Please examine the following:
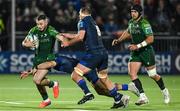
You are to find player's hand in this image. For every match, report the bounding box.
[24,40,35,48]
[20,71,31,79]
[61,41,70,48]
[128,44,138,51]
[61,33,69,38]
[112,39,120,46]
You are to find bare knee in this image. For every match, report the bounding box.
[33,77,41,85]
[129,73,138,80]
[71,67,84,82]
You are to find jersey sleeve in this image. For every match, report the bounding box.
[142,21,153,36]
[78,20,86,31]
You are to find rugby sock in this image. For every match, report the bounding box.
[77,79,91,95]
[155,78,165,90]
[36,85,48,100]
[132,78,144,93]
[122,84,128,91]
[109,87,123,102]
[48,81,54,88]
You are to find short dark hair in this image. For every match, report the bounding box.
[37,14,48,21]
[80,7,91,14]
[131,4,143,13]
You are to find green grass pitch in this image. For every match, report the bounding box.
[0,74,179,111]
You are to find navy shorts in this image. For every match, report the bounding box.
[79,52,108,71]
[54,56,79,73]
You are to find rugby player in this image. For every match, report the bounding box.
[61,7,130,109]
[112,4,170,105]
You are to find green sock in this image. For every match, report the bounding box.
[42,93,48,100]
[49,81,54,88]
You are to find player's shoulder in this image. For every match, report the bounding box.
[47,25,59,36]
[140,18,151,27]
[48,25,55,29]
[128,19,134,24]
[48,25,58,32]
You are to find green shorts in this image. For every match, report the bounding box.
[33,54,56,68]
[129,47,155,67]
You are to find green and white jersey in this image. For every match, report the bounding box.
[27,25,59,67]
[128,18,153,44]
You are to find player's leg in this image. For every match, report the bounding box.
[36,84,51,108]
[142,48,170,104]
[33,69,59,99]
[84,69,139,97]
[37,61,57,69]
[71,63,94,104]
[146,65,170,104]
[128,62,149,105]
[97,69,130,109]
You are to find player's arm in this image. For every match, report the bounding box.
[61,30,85,47]
[112,29,131,46]
[128,35,154,51]
[61,33,78,39]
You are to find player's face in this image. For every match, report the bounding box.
[131,10,139,20]
[36,19,48,31]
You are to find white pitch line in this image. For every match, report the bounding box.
[4,101,24,105]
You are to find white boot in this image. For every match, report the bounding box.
[135,93,149,105]
[162,88,170,104]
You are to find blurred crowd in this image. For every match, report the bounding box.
[14,0,180,35]
[0,0,180,51]
[1,0,180,34]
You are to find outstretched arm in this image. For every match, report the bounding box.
[112,29,131,46]
[61,33,78,39]
[61,30,85,47]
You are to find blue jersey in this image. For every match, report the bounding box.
[78,16,106,53]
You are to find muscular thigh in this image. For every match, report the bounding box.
[128,62,142,75]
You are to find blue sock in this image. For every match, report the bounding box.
[109,87,123,102]
[122,84,128,91]
[77,79,91,95]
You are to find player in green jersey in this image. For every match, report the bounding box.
[112,4,170,105]
[22,15,64,108]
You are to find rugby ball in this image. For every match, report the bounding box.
[26,34,39,50]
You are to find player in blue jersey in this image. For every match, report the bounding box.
[61,7,130,109]
[21,55,139,98]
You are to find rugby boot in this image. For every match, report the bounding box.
[77,93,94,105]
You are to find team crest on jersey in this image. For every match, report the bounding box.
[145,27,152,34]
[129,23,141,34]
